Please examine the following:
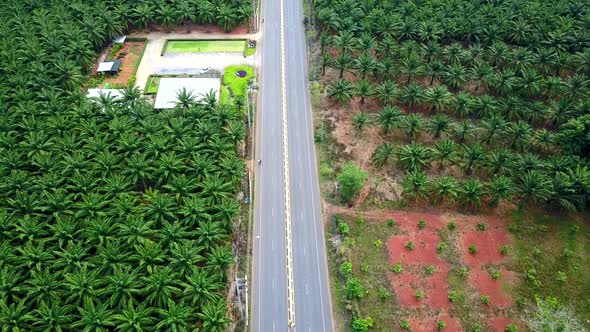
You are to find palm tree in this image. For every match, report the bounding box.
[176,0,197,33]
[354,79,373,104]
[354,53,377,80]
[378,106,402,135]
[334,53,354,78]
[400,83,425,109]
[156,5,177,33]
[485,149,515,176]
[506,120,532,151]
[197,300,231,332]
[372,143,396,168]
[400,114,424,139]
[155,300,193,331]
[517,171,552,207]
[102,268,143,310]
[396,142,432,172]
[351,113,371,133]
[327,79,354,105]
[400,54,423,83]
[443,63,468,90]
[461,143,485,175]
[401,171,431,201]
[458,179,484,209]
[142,266,181,308]
[175,88,196,110]
[182,269,223,307]
[320,53,331,76]
[433,139,458,170]
[469,61,492,91]
[431,176,458,204]
[374,80,399,105]
[216,5,237,33]
[424,60,444,85]
[72,302,115,331]
[452,92,475,117]
[424,85,453,112]
[451,120,477,144]
[479,114,508,145]
[427,114,451,138]
[332,30,356,54]
[113,301,155,332]
[32,301,73,332]
[485,176,514,207]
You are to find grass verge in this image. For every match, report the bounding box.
[224,65,254,97]
[509,211,590,319]
[164,39,246,54]
[328,213,399,330]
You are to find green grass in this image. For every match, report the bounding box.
[328,214,400,330]
[509,211,590,318]
[219,85,230,105]
[223,65,254,99]
[165,40,246,54]
[145,76,160,94]
[246,47,256,56]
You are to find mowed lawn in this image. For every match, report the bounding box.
[165,40,245,53]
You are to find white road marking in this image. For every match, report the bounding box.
[279,0,296,327]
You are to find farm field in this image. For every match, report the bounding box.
[310,0,590,330]
[0,0,252,330]
[165,40,246,54]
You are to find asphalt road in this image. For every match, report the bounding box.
[251,0,334,329]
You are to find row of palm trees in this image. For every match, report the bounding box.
[353,107,557,153]
[0,0,249,330]
[0,92,244,331]
[315,0,589,52]
[376,140,589,211]
[328,79,589,130]
[314,0,590,212]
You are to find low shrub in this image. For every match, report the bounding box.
[480,295,490,305]
[469,244,478,254]
[400,319,411,330]
[448,221,456,231]
[425,265,435,275]
[340,261,352,278]
[490,270,501,280]
[338,222,350,236]
[374,239,383,248]
[437,321,446,330]
[476,223,487,231]
[418,219,426,229]
[392,263,403,274]
[437,242,448,252]
[405,241,415,250]
[387,218,396,227]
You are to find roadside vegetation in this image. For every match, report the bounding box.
[0,0,251,330]
[311,0,590,330]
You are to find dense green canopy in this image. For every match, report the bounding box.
[315,0,590,211]
[0,0,250,330]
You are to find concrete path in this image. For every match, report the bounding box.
[131,31,257,91]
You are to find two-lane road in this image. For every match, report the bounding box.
[251,0,334,329]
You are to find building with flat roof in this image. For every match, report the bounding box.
[97,59,122,75]
[154,77,220,109]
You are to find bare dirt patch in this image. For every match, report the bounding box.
[387,232,444,266]
[489,316,513,332]
[101,41,146,87]
[462,230,511,266]
[409,314,462,332]
[469,268,515,308]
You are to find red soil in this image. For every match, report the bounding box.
[100,41,146,87]
[387,232,445,266]
[390,211,445,232]
[408,314,462,332]
[489,316,513,332]
[462,230,510,266]
[389,267,451,310]
[469,269,515,308]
